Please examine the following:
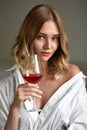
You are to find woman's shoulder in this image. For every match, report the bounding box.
[0,65,18,84]
[68,64,81,77]
[0,70,13,85]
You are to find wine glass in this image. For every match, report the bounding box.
[21,54,42,112]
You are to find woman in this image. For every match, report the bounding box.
[0,4,87,130]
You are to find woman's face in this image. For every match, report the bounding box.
[33,20,59,62]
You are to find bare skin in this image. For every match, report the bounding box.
[35,64,80,109]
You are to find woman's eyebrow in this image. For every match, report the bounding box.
[38,32,60,37]
[38,33,47,36]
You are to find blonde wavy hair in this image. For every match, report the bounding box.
[12,4,69,76]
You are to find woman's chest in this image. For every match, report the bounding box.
[35,78,62,109]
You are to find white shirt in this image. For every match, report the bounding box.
[0,65,87,130]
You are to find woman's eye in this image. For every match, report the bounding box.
[37,35,45,40]
[52,36,59,41]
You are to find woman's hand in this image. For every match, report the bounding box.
[11,83,43,111]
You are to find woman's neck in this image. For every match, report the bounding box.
[41,62,49,76]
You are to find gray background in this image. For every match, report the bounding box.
[0,0,87,77]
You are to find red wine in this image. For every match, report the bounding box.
[23,73,42,83]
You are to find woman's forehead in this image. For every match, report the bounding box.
[39,20,59,35]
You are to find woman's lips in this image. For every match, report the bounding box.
[41,52,50,56]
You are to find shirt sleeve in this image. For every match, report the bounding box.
[0,87,8,129]
[0,76,11,130]
[0,72,32,130]
[68,86,87,130]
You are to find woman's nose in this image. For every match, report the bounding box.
[43,38,51,49]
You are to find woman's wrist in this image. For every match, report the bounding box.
[4,104,20,130]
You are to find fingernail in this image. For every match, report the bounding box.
[28,83,30,86]
[39,95,42,98]
[36,85,39,88]
[40,91,43,94]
